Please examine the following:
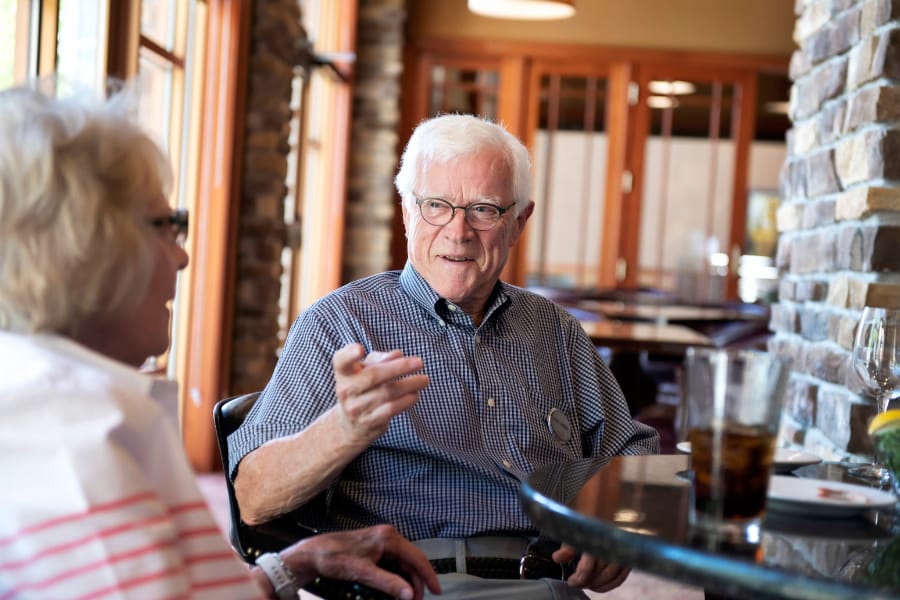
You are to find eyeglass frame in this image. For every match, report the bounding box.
[147,209,189,247]
[413,195,515,231]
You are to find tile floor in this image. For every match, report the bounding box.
[196,472,703,599]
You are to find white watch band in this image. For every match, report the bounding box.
[256,552,300,600]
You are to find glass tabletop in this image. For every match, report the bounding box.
[520,455,900,599]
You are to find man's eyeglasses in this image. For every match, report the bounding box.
[147,209,189,247]
[414,196,513,231]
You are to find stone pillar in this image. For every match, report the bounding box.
[342,0,406,281]
[230,0,309,395]
[774,0,900,462]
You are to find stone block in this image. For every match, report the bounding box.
[776,234,793,269]
[865,281,900,308]
[845,85,900,133]
[806,149,842,197]
[847,33,880,90]
[792,117,818,154]
[794,0,831,43]
[842,85,878,133]
[789,49,813,80]
[848,28,900,90]
[780,158,807,201]
[834,129,873,186]
[799,304,833,341]
[861,0,900,33]
[869,225,900,270]
[849,277,874,309]
[817,100,845,145]
[783,375,818,428]
[826,275,850,307]
[837,223,867,270]
[779,278,798,301]
[805,341,850,385]
[777,202,804,232]
[836,311,859,349]
[801,198,836,228]
[816,387,870,452]
[830,6,862,56]
[770,302,800,334]
[835,185,900,220]
[796,278,829,301]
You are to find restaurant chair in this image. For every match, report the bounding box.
[213,392,394,600]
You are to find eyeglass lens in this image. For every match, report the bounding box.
[417,197,504,230]
[149,209,189,246]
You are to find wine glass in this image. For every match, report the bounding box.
[848,307,900,482]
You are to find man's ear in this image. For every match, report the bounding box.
[510,200,535,244]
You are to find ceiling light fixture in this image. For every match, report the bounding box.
[468,0,576,20]
[648,80,696,96]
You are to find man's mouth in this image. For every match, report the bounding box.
[441,255,472,262]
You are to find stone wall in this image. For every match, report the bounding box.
[343,0,406,281]
[230,0,308,395]
[229,0,406,393]
[774,0,900,462]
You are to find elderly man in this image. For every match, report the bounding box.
[230,114,659,598]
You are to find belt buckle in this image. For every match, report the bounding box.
[518,540,569,580]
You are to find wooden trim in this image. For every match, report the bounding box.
[408,37,789,73]
[727,72,758,300]
[139,34,186,68]
[321,0,358,295]
[37,0,58,77]
[497,55,529,286]
[106,0,140,79]
[181,0,251,472]
[600,63,634,288]
[13,0,31,82]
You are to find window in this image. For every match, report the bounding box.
[277,0,356,344]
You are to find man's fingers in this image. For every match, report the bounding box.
[590,566,630,592]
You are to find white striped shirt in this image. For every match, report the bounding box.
[0,333,262,599]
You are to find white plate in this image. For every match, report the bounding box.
[766,475,897,518]
[675,442,823,473]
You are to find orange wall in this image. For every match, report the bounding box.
[406,0,795,56]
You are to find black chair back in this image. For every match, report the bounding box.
[213,392,317,563]
[213,393,396,599]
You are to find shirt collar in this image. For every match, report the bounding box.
[398,262,511,325]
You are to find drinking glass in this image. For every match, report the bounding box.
[682,347,791,541]
[848,307,900,483]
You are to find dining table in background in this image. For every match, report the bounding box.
[577,300,764,325]
[578,319,713,355]
[520,454,900,600]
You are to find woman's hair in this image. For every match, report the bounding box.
[0,83,172,335]
[394,113,531,214]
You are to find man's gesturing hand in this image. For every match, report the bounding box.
[332,343,429,444]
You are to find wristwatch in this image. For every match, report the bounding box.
[256,552,300,600]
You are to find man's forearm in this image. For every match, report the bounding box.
[234,407,370,524]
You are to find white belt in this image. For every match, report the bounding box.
[414,537,530,574]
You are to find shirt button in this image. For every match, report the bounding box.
[502,460,512,469]
[474,335,481,343]
[439,320,446,327]
[448,304,457,312]
[487,398,495,407]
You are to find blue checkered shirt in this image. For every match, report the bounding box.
[229,263,659,540]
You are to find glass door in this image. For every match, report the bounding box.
[624,68,760,302]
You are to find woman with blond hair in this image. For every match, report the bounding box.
[0,83,439,600]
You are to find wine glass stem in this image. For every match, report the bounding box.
[876,392,892,415]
